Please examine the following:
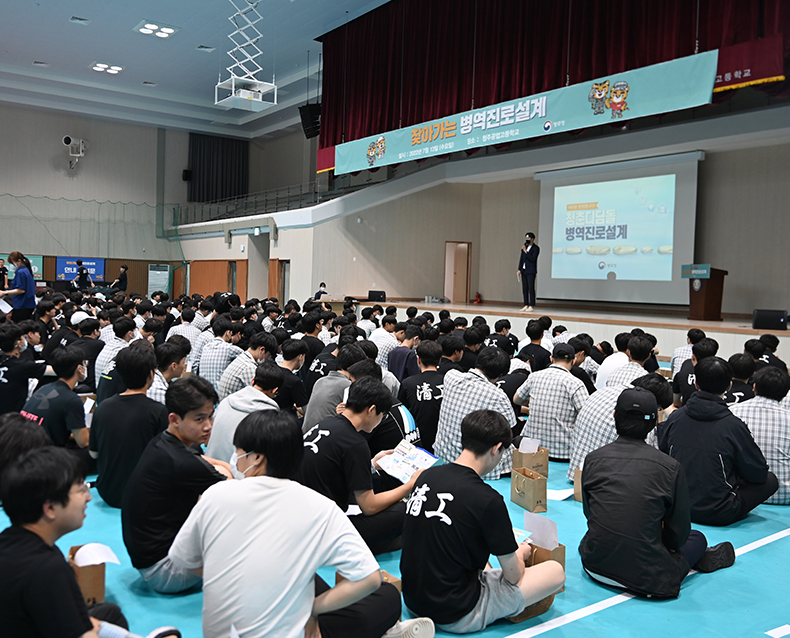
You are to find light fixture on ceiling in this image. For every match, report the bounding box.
[90,62,123,74]
[142,81,158,87]
[196,45,216,53]
[134,20,180,38]
[69,16,91,26]
[32,61,50,68]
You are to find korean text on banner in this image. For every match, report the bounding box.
[335,50,718,175]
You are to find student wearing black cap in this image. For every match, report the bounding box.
[579,387,735,598]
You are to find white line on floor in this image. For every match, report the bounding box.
[506,526,790,638]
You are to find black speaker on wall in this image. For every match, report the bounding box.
[298,103,321,139]
[752,309,787,331]
[368,290,386,302]
[182,169,192,182]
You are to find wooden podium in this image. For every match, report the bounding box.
[688,268,728,321]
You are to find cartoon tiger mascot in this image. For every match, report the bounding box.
[605,81,629,119]
[588,80,610,115]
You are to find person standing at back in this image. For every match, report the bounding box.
[517,233,540,312]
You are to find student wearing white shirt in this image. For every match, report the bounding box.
[169,410,434,638]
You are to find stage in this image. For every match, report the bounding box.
[355,301,789,363]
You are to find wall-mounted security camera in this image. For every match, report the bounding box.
[62,136,88,157]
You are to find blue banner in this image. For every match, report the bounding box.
[56,257,105,282]
[335,51,718,175]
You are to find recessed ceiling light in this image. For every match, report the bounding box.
[69,16,92,25]
[90,61,123,74]
[32,60,50,67]
[196,45,216,53]
[134,20,181,38]
[142,81,158,86]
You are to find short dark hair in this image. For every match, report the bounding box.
[386,305,397,316]
[626,336,653,362]
[438,309,450,321]
[526,320,543,341]
[599,341,614,357]
[78,318,100,336]
[212,316,232,337]
[165,376,218,417]
[155,341,185,372]
[347,358,382,381]
[454,316,468,328]
[50,345,85,379]
[233,411,304,479]
[181,308,196,323]
[460,410,513,456]
[416,340,442,367]
[614,332,631,352]
[404,325,422,341]
[166,334,192,359]
[688,328,706,344]
[282,338,308,361]
[693,337,719,361]
[137,300,154,315]
[406,306,418,318]
[36,301,55,318]
[0,323,23,353]
[0,413,52,491]
[337,343,367,371]
[300,312,322,334]
[475,346,510,380]
[358,340,378,360]
[437,318,454,334]
[463,327,484,347]
[113,316,136,338]
[253,361,285,390]
[116,343,157,389]
[345,377,392,414]
[728,353,756,381]
[744,338,766,360]
[249,332,278,358]
[142,318,163,335]
[552,325,567,337]
[759,334,780,353]
[753,366,790,401]
[394,321,409,334]
[441,336,465,357]
[494,319,511,333]
[1,447,85,526]
[694,356,732,395]
[631,373,673,410]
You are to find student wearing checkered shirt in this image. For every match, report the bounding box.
[434,347,515,481]
[730,366,790,505]
[567,373,673,480]
[670,328,706,377]
[147,341,188,405]
[198,317,244,391]
[605,336,652,388]
[217,332,277,402]
[514,343,588,461]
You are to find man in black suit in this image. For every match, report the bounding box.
[517,232,540,312]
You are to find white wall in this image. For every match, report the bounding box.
[271,227,315,302]
[247,234,270,299]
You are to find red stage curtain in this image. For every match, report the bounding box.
[319,0,790,149]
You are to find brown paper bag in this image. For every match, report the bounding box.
[510,467,547,513]
[573,467,582,502]
[528,543,566,593]
[68,546,105,605]
[512,446,549,478]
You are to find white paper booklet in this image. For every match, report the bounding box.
[377,439,439,483]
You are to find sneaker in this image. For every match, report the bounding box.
[525,306,534,312]
[145,628,182,638]
[693,542,735,573]
[384,617,435,638]
[507,593,555,623]
[520,305,531,312]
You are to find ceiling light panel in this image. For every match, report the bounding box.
[134,20,181,38]
[90,62,124,74]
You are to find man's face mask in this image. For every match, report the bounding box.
[229,450,253,480]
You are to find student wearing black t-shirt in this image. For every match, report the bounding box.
[298,312,326,381]
[673,338,718,407]
[400,410,565,631]
[41,309,80,363]
[122,376,230,593]
[110,264,128,291]
[0,447,180,638]
[519,320,551,372]
[0,258,7,290]
[569,336,597,395]
[387,325,422,382]
[398,341,445,453]
[275,338,310,415]
[90,345,169,507]
[72,260,94,290]
[22,346,90,464]
[0,323,48,416]
[495,368,530,430]
[724,353,757,405]
[297,377,419,554]
[73,317,105,393]
[458,327,484,372]
[437,336,465,375]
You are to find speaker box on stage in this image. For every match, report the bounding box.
[298,103,321,139]
[368,290,386,302]
[752,309,787,331]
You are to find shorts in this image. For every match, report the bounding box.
[139,555,202,594]
[436,569,525,634]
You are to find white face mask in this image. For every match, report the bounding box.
[7,264,16,277]
[229,450,253,480]
[19,337,27,353]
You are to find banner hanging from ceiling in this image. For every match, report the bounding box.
[334,50,719,176]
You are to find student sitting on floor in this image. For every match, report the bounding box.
[122,376,231,594]
[0,447,180,638]
[296,377,419,554]
[169,409,434,638]
[401,410,565,633]
[580,387,735,599]
[659,356,779,526]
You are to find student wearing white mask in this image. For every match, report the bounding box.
[170,410,434,638]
